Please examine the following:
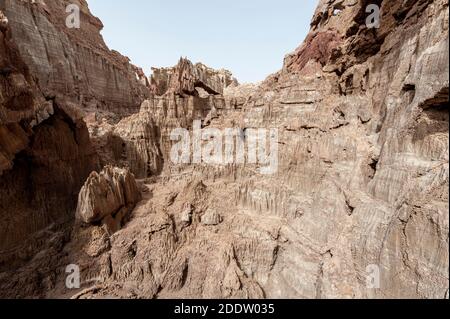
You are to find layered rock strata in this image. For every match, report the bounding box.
[0,0,448,299]
[150,57,238,96]
[76,166,141,234]
[72,0,448,299]
[0,0,150,119]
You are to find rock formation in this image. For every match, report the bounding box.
[76,166,141,233]
[0,0,448,299]
[0,0,150,119]
[88,111,163,179]
[88,57,239,178]
[1,5,97,273]
[150,57,238,96]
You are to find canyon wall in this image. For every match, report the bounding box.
[0,0,150,276]
[89,58,239,179]
[0,0,448,299]
[0,8,98,272]
[69,0,447,299]
[0,0,150,118]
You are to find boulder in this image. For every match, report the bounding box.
[76,166,141,225]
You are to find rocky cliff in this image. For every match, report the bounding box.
[0,0,154,270]
[0,0,150,119]
[88,58,239,179]
[150,58,238,96]
[0,6,98,275]
[0,0,448,299]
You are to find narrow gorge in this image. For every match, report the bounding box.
[0,0,448,299]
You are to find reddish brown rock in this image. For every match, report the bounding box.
[0,0,448,300]
[1,0,150,118]
[76,166,141,227]
[150,57,238,96]
[285,30,342,73]
[0,2,97,277]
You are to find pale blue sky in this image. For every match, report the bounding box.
[88,0,318,83]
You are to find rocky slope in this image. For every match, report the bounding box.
[0,0,448,299]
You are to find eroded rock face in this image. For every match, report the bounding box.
[150,57,238,96]
[88,58,239,179]
[68,0,447,299]
[0,0,448,300]
[0,0,150,119]
[0,10,98,273]
[285,29,342,73]
[88,111,164,179]
[113,113,164,178]
[76,166,141,229]
[0,0,149,278]
[1,7,46,175]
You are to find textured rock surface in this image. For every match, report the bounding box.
[0,0,448,299]
[0,0,151,271]
[88,111,163,179]
[0,0,150,119]
[70,0,447,299]
[76,166,141,224]
[76,166,141,232]
[88,58,238,179]
[150,58,238,96]
[0,7,97,272]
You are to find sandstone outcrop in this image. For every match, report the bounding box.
[76,166,141,232]
[1,7,98,272]
[70,0,447,299]
[0,0,150,119]
[0,0,448,300]
[150,57,238,96]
